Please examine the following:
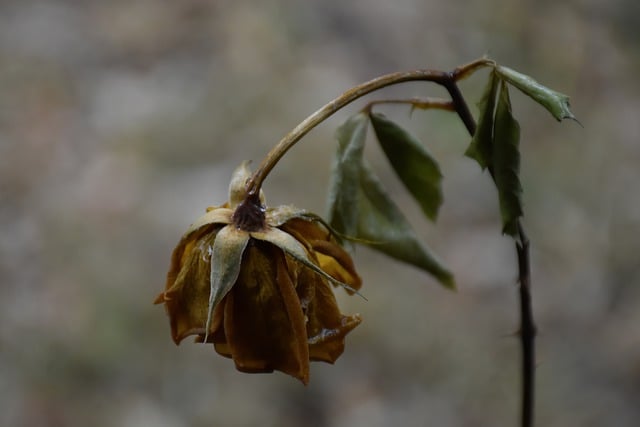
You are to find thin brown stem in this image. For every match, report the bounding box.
[364,97,455,112]
[516,221,536,427]
[245,58,493,196]
[452,56,496,81]
[442,78,477,135]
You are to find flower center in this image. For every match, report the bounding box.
[232,193,266,232]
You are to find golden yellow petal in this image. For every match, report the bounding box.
[312,240,362,292]
[280,216,362,292]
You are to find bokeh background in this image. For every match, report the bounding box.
[1,0,639,426]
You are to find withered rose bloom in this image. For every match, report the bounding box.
[155,162,362,384]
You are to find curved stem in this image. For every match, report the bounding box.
[364,97,454,112]
[245,57,493,196]
[245,69,445,196]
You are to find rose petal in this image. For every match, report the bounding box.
[252,227,358,294]
[222,241,310,384]
[160,230,219,343]
[296,267,362,363]
[310,240,362,292]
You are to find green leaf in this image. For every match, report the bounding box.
[495,65,576,122]
[465,70,500,169]
[326,113,453,288]
[205,226,250,341]
[370,112,443,221]
[356,161,455,289]
[326,113,369,245]
[493,82,523,236]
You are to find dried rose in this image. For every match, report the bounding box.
[155,162,362,384]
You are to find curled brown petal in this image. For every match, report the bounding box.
[296,266,362,363]
[158,230,220,343]
[220,241,311,384]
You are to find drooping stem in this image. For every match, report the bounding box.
[245,69,447,196]
[245,57,494,196]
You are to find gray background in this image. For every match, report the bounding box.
[1,0,639,426]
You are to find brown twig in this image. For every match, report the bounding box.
[516,221,536,427]
[363,97,455,112]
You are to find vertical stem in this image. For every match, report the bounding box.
[442,77,477,135]
[516,222,536,427]
[447,79,536,427]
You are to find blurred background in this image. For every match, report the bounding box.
[1,0,639,426]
